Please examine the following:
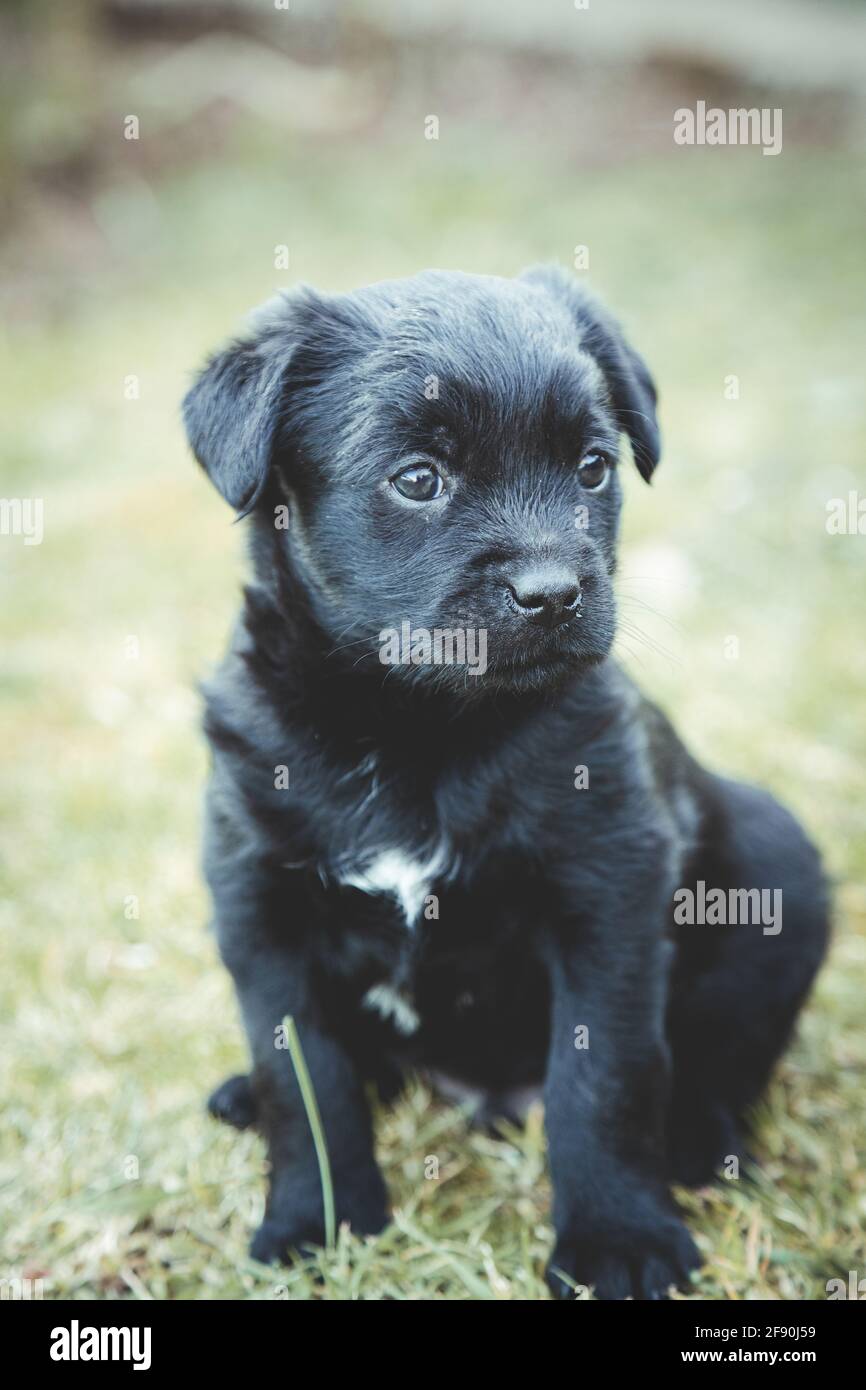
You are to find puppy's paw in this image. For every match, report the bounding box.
[250,1215,324,1266]
[250,1183,389,1265]
[207,1073,257,1130]
[547,1218,701,1301]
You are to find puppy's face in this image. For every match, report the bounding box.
[185,268,660,697]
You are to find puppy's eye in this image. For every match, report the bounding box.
[577,452,610,491]
[391,463,445,502]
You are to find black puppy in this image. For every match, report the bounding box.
[184,267,828,1299]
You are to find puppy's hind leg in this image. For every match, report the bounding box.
[208,1073,258,1130]
[667,778,830,1187]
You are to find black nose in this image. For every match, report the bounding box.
[505,566,581,628]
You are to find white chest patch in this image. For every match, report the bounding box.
[336,843,450,1039]
[337,846,446,929]
[362,982,420,1035]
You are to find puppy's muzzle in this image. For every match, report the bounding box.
[504,564,581,629]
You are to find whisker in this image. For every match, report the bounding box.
[616,591,684,636]
[616,616,681,668]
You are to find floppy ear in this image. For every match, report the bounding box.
[182,299,298,513]
[520,265,660,482]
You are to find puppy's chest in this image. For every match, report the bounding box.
[327,843,447,1037]
[336,845,446,931]
[323,751,458,929]
[315,751,540,1035]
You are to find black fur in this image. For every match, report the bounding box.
[184,267,829,1299]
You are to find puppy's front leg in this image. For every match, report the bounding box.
[543,909,700,1300]
[212,868,388,1264]
[237,961,389,1265]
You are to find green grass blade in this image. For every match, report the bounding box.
[282,1015,336,1251]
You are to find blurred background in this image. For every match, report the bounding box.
[1,0,864,1299]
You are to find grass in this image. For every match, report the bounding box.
[282,1016,336,1253]
[1,122,865,1299]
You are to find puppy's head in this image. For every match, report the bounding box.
[184,267,659,697]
